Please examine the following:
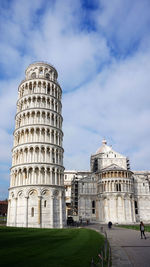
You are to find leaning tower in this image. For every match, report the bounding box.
[7,62,66,228]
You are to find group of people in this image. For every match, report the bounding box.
[107,220,147,239]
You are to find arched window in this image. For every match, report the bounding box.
[46,73,50,79]
[134,201,138,214]
[93,158,98,172]
[31,207,34,217]
[47,83,50,94]
[31,72,36,79]
[24,170,27,179]
[116,183,121,192]
[39,68,43,74]
[92,200,95,214]
[92,200,95,208]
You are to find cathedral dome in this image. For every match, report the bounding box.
[96,139,112,154]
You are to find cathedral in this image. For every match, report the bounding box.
[7,61,150,228]
[65,139,150,224]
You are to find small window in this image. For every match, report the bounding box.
[92,200,95,214]
[31,207,34,217]
[93,158,98,172]
[143,183,145,186]
[92,200,95,208]
[134,201,138,214]
[92,209,95,214]
[31,72,36,78]
[116,183,121,192]
[46,73,50,79]
[65,175,67,180]
[44,200,46,207]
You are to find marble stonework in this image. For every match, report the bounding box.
[65,140,150,224]
[7,62,66,228]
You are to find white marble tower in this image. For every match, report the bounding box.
[7,62,66,228]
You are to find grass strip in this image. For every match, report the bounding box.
[118,225,150,232]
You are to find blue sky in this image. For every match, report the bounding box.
[0,0,150,199]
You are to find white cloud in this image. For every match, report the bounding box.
[63,48,150,170]
[95,0,150,52]
[0,128,13,162]
[0,0,150,198]
[27,1,110,90]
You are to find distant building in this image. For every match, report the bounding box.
[0,201,8,216]
[64,170,76,217]
[65,139,150,224]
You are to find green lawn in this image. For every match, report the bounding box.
[0,227,105,267]
[118,225,150,232]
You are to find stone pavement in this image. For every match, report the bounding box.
[87,224,150,267]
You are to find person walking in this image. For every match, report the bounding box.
[140,221,146,239]
[108,221,112,229]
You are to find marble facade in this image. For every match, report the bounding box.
[65,140,150,224]
[7,62,66,228]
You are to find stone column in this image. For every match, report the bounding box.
[59,195,63,228]
[55,170,57,185]
[102,198,105,222]
[38,196,42,227]
[45,148,47,163]
[122,196,126,222]
[14,197,18,226]
[46,96,48,108]
[54,131,56,144]
[49,167,52,184]
[25,196,28,227]
[131,198,136,222]
[18,172,20,186]
[50,148,52,163]
[112,181,115,192]
[124,182,126,192]
[45,168,47,184]
[96,199,99,220]
[116,197,118,222]
[51,196,54,228]
[129,197,132,221]
[107,198,110,220]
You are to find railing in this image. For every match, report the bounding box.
[91,230,111,267]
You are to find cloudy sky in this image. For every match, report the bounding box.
[0,0,150,199]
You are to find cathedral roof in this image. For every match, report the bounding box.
[100,164,126,172]
[79,176,96,183]
[96,139,112,154]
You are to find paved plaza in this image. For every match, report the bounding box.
[88,224,150,267]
